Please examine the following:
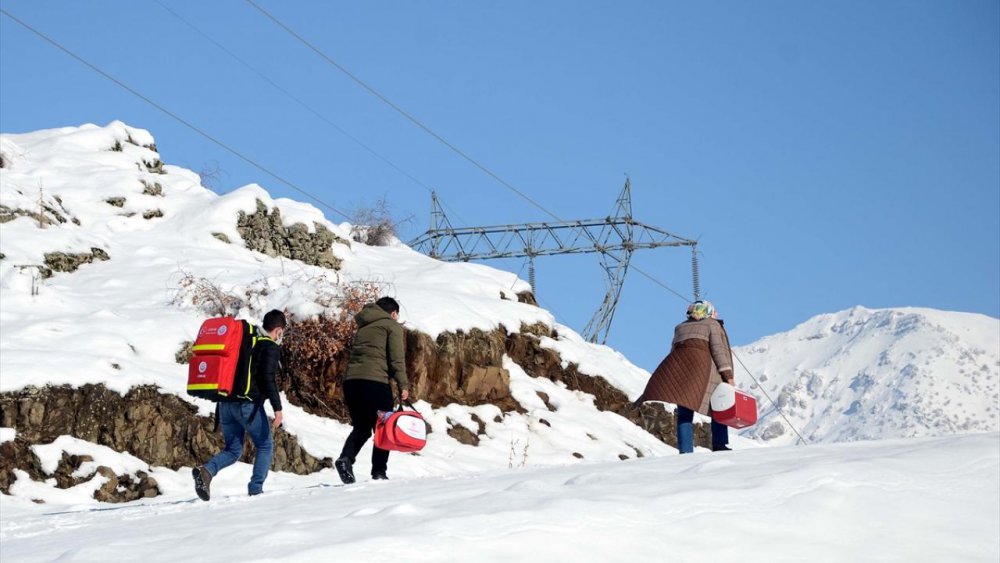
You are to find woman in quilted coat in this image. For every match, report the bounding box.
[634,300,734,453]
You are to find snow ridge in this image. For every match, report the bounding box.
[735,306,1000,445]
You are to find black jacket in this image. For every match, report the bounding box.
[247,336,282,412]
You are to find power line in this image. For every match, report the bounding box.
[244,2,696,304]
[152,0,440,200]
[244,0,560,222]
[733,351,809,445]
[0,7,351,221]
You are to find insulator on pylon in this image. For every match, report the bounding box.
[691,246,701,301]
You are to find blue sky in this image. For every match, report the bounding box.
[2,1,998,371]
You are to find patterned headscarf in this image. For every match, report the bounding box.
[687,300,717,320]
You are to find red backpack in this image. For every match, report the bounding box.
[374,403,428,453]
[187,317,258,401]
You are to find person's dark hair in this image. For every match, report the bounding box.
[375,297,400,315]
[262,309,287,331]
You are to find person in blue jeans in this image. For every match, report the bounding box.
[193,310,286,499]
[676,406,730,453]
[633,300,734,453]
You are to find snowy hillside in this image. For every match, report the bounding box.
[0,122,686,502]
[2,432,998,562]
[735,306,1000,445]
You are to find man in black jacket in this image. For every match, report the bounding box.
[193,310,286,500]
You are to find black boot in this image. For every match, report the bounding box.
[712,445,732,452]
[192,466,212,501]
[371,471,388,481]
[335,457,356,484]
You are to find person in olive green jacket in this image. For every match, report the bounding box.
[335,297,410,483]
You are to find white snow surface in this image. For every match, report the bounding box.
[734,306,1000,445]
[1,433,997,562]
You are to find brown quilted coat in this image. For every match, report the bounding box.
[637,318,734,415]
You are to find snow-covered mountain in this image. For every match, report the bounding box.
[735,306,1000,445]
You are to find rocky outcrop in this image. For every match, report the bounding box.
[0,436,46,493]
[0,384,331,493]
[504,330,713,450]
[236,199,346,270]
[280,318,708,450]
[0,436,160,503]
[281,326,521,422]
[41,247,109,278]
[0,194,79,227]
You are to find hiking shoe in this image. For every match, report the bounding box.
[371,472,388,481]
[335,457,355,484]
[712,445,732,452]
[192,466,212,501]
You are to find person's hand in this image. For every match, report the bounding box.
[400,388,410,402]
[721,370,735,385]
[272,410,283,429]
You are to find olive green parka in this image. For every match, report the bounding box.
[343,304,409,390]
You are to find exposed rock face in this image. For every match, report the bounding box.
[0,436,46,493]
[407,329,520,412]
[504,331,713,450]
[280,319,708,450]
[0,436,159,502]
[41,247,110,278]
[281,326,521,422]
[0,194,78,226]
[140,180,163,196]
[236,199,346,270]
[0,384,331,495]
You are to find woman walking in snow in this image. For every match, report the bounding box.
[634,300,734,453]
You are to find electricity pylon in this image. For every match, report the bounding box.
[409,179,699,344]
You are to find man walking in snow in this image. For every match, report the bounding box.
[634,300,734,453]
[335,297,410,483]
[193,310,286,500]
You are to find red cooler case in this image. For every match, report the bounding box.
[710,382,758,429]
[187,317,244,400]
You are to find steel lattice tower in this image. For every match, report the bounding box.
[409,179,700,344]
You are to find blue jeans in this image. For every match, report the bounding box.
[676,406,729,454]
[205,402,273,495]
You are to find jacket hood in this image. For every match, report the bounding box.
[355,303,393,327]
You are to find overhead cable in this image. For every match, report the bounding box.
[245,0,560,222]
[153,0,440,199]
[1,7,351,220]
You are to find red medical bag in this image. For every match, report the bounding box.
[374,404,429,453]
[186,317,252,400]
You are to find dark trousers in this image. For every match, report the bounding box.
[676,406,729,454]
[339,379,394,475]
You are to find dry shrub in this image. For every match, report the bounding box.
[350,196,406,247]
[282,280,383,369]
[280,280,385,417]
[170,271,247,317]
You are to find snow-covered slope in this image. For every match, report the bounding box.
[735,306,1000,445]
[2,432,997,562]
[0,122,681,494]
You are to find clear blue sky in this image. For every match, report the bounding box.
[2,1,998,372]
